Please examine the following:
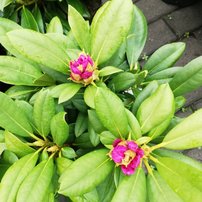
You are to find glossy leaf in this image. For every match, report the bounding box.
[99,66,123,77]
[0,0,12,12]
[61,147,77,159]
[170,56,202,96]
[137,84,175,134]
[2,150,18,164]
[50,112,69,146]
[0,56,43,86]
[144,43,185,74]
[84,85,97,108]
[7,29,69,73]
[33,90,55,137]
[5,131,35,158]
[91,0,133,64]
[126,5,147,67]
[163,109,202,150]
[88,123,100,147]
[99,131,116,148]
[32,5,44,33]
[59,149,113,196]
[68,5,90,52]
[95,87,129,137]
[47,16,63,34]
[0,153,38,202]
[56,157,73,175]
[112,168,146,202]
[16,158,54,202]
[0,92,33,137]
[75,112,88,137]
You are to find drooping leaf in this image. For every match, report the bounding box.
[32,5,44,33]
[59,149,114,196]
[0,92,33,137]
[47,16,63,34]
[0,152,38,202]
[91,0,133,64]
[95,87,129,138]
[137,84,175,134]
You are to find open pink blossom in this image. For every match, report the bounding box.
[109,139,144,175]
[69,53,98,85]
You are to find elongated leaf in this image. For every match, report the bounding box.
[16,158,54,202]
[170,56,202,96]
[88,123,100,147]
[157,157,202,202]
[75,112,88,137]
[137,84,175,134]
[112,168,146,202]
[33,73,55,86]
[33,90,55,137]
[99,66,123,77]
[95,87,129,137]
[32,5,44,33]
[21,7,39,31]
[91,0,133,64]
[5,131,35,157]
[0,56,43,86]
[99,131,116,148]
[0,92,33,137]
[0,0,12,11]
[56,157,73,175]
[47,17,63,34]
[7,29,69,73]
[0,153,38,202]
[126,5,147,67]
[59,149,113,196]
[68,6,90,52]
[84,85,97,108]
[147,171,183,202]
[163,109,202,150]
[143,43,185,74]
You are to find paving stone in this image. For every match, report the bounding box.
[164,1,202,37]
[136,0,177,23]
[183,148,202,162]
[192,98,202,110]
[184,87,202,107]
[142,19,177,56]
[176,108,193,118]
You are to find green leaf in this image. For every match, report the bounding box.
[0,92,33,137]
[33,90,55,137]
[74,132,94,149]
[75,112,88,137]
[7,29,69,73]
[5,131,35,158]
[131,81,159,115]
[99,66,123,77]
[56,157,73,175]
[84,85,97,108]
[32,5,44,33]
[68,5,90,52]
[147,171,183,202]
[0,0,12,12]
[21,6,39,32]
[157,157,202,202]
[0,153,38,202]
[0,56,43,86]
[163,109,202,150]
[33,73,55,86]
[88,123,100,147]
[50,112,69,146]
[16,158,54,202]
[0,130,4,143]
[58,83,82,104]
[61,147,77,159]
[91,0,134,64]
[174,96,186,111]
[143,43,185,74]
[137,84,175,134]
[95,87,129,137]
[1,150,18,164]
[111,168,146,202]
[59,149,113,196]
[47,16,63,34]
[99,131,116,148]
[169,56,202,96]
[126,5,147,67]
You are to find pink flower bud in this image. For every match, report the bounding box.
[69,53,98,85]
[109,139,144,175]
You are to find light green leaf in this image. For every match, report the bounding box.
[75,112,88,137]
[59,149,113,196]
[47,16,63,34]
[0,92,33,137]
[16,158,54,202]
[0,153,38,202]
[68,5,90,52]
[144,43,185,74]
[163,109,202,150]
[91,0,133,64]
[112,168,146,202]
[56,157,73,176]
[7,29,69,73]
[88,123,100,147]
[50,112,69,146]
[84,85,97,108]
[126,5,147,67]
[61,147,77,159]
[0,0,12,12]
[170,56,202,96]
[33,90,55,137]
[95,87,129,138]
[147,171,183,202]
[33,73,55,86]
[99,131,116,148]
[32,5,44,33]
[99,66,123,77]
[137,84,175,134]
[0,56,43,86]
[5,131,35,158]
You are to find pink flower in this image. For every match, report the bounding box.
[109,139,144,175]
[69,53,98,85]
